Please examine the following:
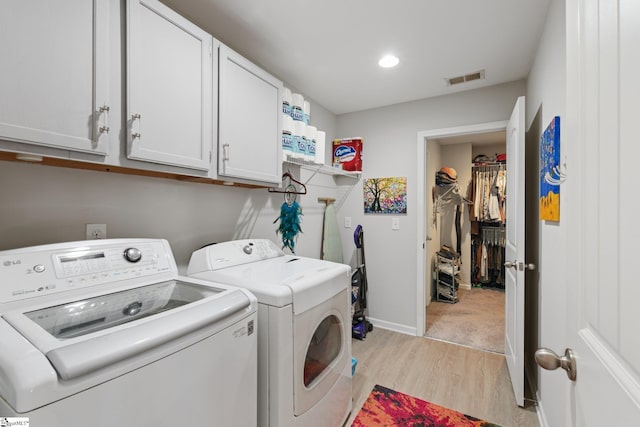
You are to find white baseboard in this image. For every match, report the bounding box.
[459,282,471,290]
[367,317,417,336]
[535,389,549,427]
[525,362,548,427]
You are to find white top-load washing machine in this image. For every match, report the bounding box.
[0,239,258,427]
[188,239,352,427]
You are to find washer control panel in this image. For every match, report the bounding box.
[0,239,176,304]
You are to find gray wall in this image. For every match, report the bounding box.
[0,161,247,270]
[524,0,567,425]
[335,80,526,332]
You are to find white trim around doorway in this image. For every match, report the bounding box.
[416,120,508,336]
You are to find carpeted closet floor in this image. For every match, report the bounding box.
[425,287,505,353]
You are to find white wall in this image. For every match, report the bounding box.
[335,80,526,332]
[524,0,566,425]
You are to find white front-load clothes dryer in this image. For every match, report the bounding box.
[188,239,352,427]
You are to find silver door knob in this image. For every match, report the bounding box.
[504,261,517,269]
[535,347,577,381]
[524,263,536,271]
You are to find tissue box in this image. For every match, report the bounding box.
[333,137,363,171]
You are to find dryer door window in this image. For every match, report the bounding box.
[293,288,349,417]
[304,314,342,386]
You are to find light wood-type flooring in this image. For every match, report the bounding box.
[347,328,539,427]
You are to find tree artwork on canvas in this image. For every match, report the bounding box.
[363,177,407,214]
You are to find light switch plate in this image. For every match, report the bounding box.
[344,217,352,228]
[392,217,400,230]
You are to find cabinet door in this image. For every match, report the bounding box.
[0,1,109,155]
[218,45,282,184]
[127,0,213,171]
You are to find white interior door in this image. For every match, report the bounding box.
[563,0,640,423]
[505,96,525,407]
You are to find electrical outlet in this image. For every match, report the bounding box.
[86,223,107,239]
[344,217,352,228]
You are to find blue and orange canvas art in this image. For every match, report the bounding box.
[540,116,561,221]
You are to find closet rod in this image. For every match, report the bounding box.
[472,163,505,172]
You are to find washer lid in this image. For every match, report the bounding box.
[2,279,252,381]
[190,256,350,312]
[21,280,217,340]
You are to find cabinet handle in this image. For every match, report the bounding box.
[98,105,110,136]
[223,143,230,161]
[130,114,141,140]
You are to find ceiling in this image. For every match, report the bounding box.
[161,0,551,115]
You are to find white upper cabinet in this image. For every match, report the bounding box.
[126,0,214,171]
[218,44,282,185]
[0,1,110,155]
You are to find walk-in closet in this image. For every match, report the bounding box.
[424,131,507,354]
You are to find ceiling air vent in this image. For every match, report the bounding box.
[446,69,485,86]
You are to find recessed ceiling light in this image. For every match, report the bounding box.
[378,54,399,68]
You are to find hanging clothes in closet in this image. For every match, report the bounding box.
[468,161,507,288]
[472,227,505,287]
[468,163,506,223]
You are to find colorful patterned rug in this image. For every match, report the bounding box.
[352,384,501,427]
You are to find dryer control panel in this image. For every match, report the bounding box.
[0,239,176,304]
[188,239,284,274]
